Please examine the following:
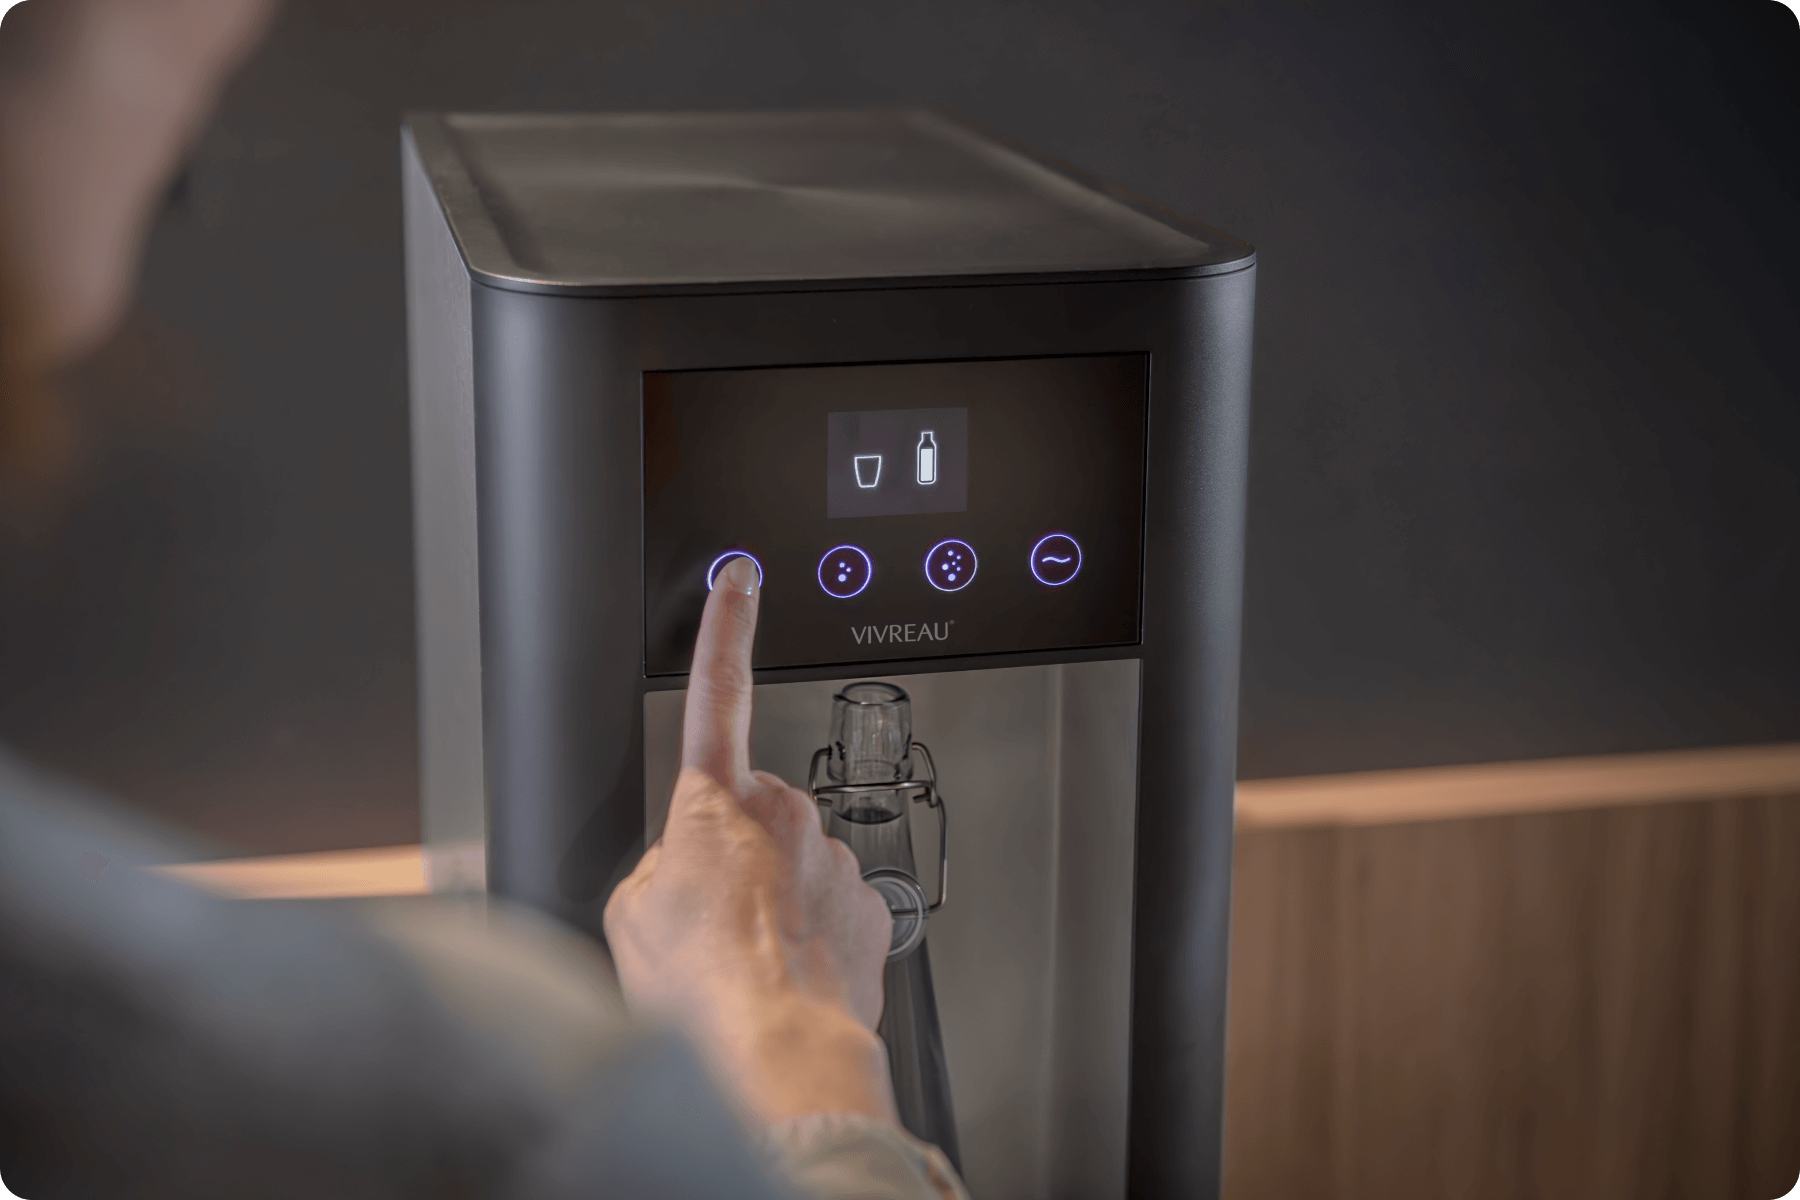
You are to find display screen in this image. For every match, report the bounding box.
[643,355,1147,674]
[826,407,968,518]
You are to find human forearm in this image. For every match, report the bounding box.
[706,989,896,1128]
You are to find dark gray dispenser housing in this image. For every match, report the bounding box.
[403,110,1255,1199]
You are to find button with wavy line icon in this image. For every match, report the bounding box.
[1029,534,1082,586]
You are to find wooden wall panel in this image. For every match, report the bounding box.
[1224,792,1800,1200]
[164,744,1800,1195]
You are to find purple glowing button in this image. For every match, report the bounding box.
[706,551,764,591]
[923,539,978,593]
[1029,534,1082,586]
[818,545,874,599]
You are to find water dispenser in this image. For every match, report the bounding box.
[404,109,1255,1198]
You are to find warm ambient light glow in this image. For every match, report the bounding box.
[155,844,428,899]
[1235,742,1800,829]
[151,743,1800,900]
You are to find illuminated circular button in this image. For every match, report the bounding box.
[1029,533,1083,586]
[923,539,978,592]
[706,551,764,591]
[817,545,874,599]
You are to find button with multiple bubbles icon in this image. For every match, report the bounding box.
[924,539,978,592]
[818,545,875,599]
[1029,533,1083,586]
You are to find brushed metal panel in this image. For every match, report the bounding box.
[645,659,1139,1200]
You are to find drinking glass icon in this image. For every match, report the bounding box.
[853,454,882,489]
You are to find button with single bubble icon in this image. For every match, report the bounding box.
[923,539,978,592]
[818,545,874,599]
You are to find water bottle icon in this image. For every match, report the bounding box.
[916,431,938,485]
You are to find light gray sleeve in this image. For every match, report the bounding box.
[0,748,793,1200]
[758,1113,970,1200]
[1,746,961,1200]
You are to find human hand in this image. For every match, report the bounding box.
[603,554,897,1126]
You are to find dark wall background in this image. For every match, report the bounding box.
[0,0,1794,854]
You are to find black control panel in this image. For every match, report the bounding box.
[643,355,1147,674]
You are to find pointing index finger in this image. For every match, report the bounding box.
[681,553,760,792]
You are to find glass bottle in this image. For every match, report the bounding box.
[821,682,960,1169]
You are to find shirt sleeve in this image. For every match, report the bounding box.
[0,748,791,1200]
[0,747,959,1200]
[758,1112,970,1200]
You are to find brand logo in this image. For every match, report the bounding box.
[851,620,955,646]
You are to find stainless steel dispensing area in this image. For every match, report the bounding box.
[645,662,1140,1197]
[405,110,1255,1198]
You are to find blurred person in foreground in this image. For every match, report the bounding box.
[0,2,966,1197]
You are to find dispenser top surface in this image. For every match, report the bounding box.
[407,109,1253,296]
